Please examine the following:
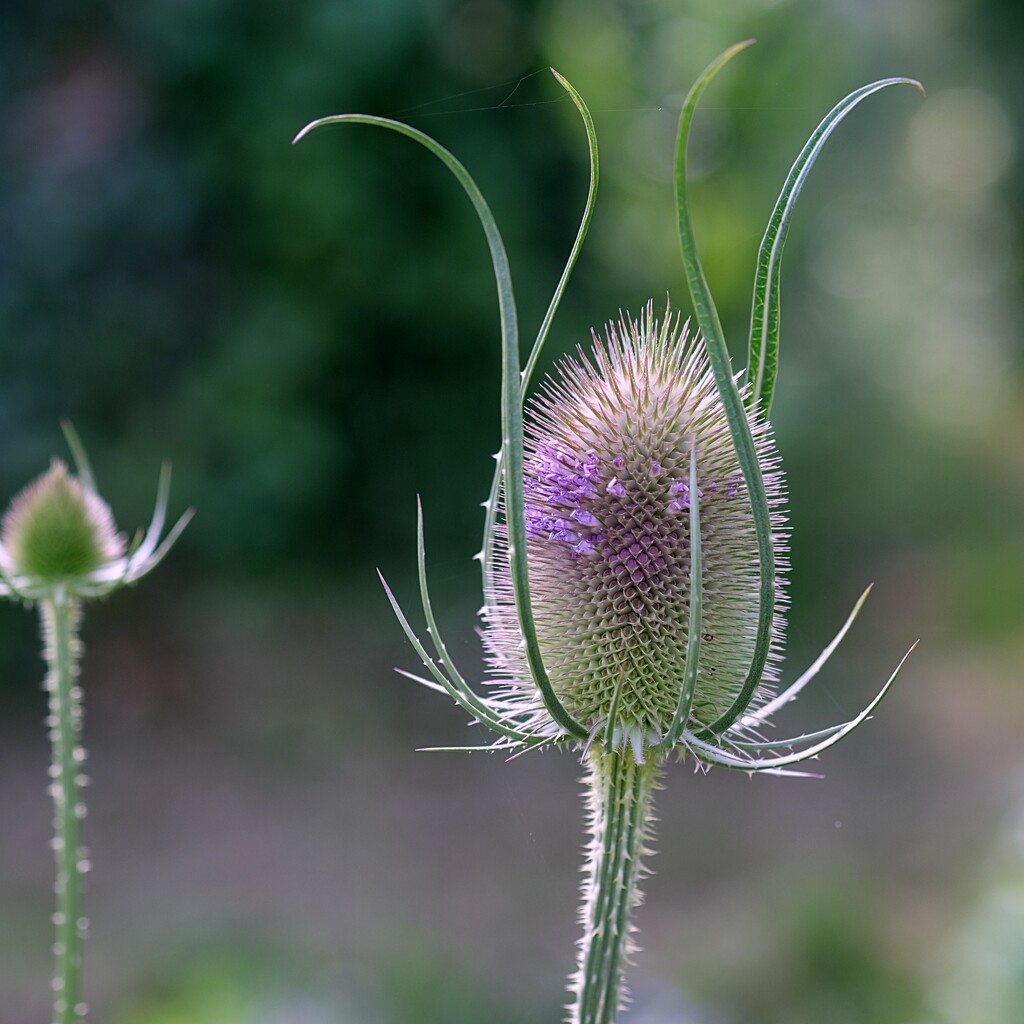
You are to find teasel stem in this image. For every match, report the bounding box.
[42,589,88,1024]
[571,749,662,1024]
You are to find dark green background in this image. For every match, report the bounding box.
[1,1,1021,1022]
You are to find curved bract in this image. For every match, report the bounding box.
[479,70,601,601]
[746,76,925,418]
[298,102,588,740]
[673,41,778,740]
[294,51,920,771]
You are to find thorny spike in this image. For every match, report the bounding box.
[741,584,873,728]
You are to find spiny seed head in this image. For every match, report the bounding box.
[484,303,789,753]
[1,460,125,583]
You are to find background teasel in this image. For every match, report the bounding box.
[297,41,920,1023]
[0,427,190,1024]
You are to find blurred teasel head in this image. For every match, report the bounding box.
[2,459,126,585]
[0,424,193,602]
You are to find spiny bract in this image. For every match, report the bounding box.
[483,303,788,759]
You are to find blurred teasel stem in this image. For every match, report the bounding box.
[42,590,87,1024]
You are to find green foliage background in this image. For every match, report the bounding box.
[0,1,1022,1022]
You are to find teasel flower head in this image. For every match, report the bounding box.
[0,424,193,602]
[481,302,789,762]
[313,45,922,774]
[295,33,924,773]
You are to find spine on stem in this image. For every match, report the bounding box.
[570,749,662,1024]
[43,591,88,1024]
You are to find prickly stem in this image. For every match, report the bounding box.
[42,591,88,1024]
[570,749,661,1024]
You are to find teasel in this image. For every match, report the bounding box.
[297,41,922,1023]
[0,426,191,1024]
